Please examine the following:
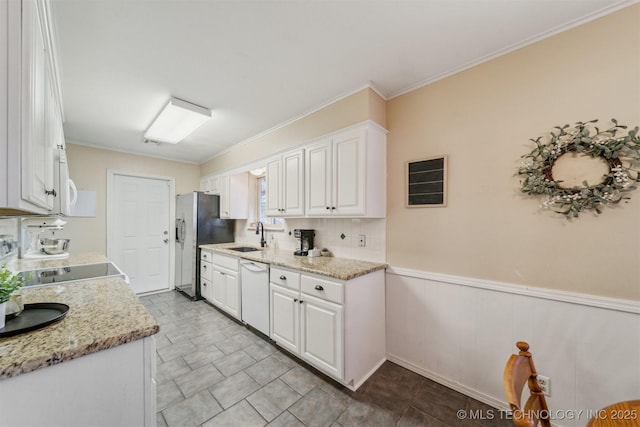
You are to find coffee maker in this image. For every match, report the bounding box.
[293,229,315,256]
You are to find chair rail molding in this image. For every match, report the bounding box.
[386,266,640,315]
[385,266,640,427]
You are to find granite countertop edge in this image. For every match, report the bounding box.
[200,243,387,281]
[0,253,160,381]
[1,324,159,380]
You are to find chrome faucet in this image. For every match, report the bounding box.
[256,222,266,247]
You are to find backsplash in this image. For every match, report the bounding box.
[234,218,386,263]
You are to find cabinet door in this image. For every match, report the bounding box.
[211,269,226,308]
[208,176,220,194]
[21,0,54,211]
[265,158,282,216]
[282,150,304,216]
[305,139,332,216]
[333,128,366,216]
[218,175,230,218]
[270,283,300,355]
[300,294,344,380]
[224,273,240,319]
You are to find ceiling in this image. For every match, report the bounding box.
[51,0,633,164]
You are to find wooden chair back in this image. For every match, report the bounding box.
[503,341,551,427]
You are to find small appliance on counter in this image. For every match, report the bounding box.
[19,217,71,259]
[0,234,18,260]
[293,229,315,256]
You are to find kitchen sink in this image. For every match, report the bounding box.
[228,246,260,252]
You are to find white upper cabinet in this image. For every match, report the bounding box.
[266,149,304,217]
[219,172,248,219]
[1,0,64,214]
[200,172,247,219]
[305,122,386,218]
[199,175,219,195]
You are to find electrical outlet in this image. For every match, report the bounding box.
[537,375,551,397]
[358,234,366,247]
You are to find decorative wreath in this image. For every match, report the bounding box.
[518,119,640,218]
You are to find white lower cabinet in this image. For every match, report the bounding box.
[269,266,384,390]
[209,253,241,320]
[200,250,214,301]
[0,336,156,427]
[300,293,344,380]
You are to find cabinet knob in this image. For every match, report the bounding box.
[326,206,330,210]
[331,206,336,210]
[294,298,298,303]
[314,285,324,291]
[203,265,207,269]
[299,300,304,304]
[203,283,207,287]
[45,188,57,197]
[280,275,286,280]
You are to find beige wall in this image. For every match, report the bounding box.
[65,143,200,253]
[200,87,386,176]
[386,6,640,300]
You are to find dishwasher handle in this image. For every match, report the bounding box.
[240,261,269,273]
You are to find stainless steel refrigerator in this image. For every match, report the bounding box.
[175,192,234,299]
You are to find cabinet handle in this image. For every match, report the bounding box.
[280,275,286,280]
[314,285,324,291]
[45,188,57,197]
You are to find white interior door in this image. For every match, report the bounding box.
[108,172,173,294]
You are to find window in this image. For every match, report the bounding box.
[256,176,283,228]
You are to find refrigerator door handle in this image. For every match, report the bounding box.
[175,218,186,245]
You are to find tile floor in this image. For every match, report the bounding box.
[141,291,512,427]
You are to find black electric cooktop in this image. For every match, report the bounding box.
[19,263,123,288]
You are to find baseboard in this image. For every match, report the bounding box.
[347,357,387,391]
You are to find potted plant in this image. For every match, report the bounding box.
[0,264,28,329]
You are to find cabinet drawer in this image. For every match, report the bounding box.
[212,253,238,272]
[201,250,213,262]
[270,267,300,290]
[301,275,343,304]
[201,278,212,300]
[201,261,213,281]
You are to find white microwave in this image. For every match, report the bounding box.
[54,148,77,216]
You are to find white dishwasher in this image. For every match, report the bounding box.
[240,260,270,336]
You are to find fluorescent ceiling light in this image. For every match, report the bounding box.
[144,98,212,144]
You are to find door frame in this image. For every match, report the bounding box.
[106,169,176,293]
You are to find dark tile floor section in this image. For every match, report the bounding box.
[141,291,512,427]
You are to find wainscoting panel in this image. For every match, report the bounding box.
[386,267,640,427]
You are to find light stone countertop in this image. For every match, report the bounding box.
[199,243,387,281]
[5,252,111,272]
[0,253,159,380]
